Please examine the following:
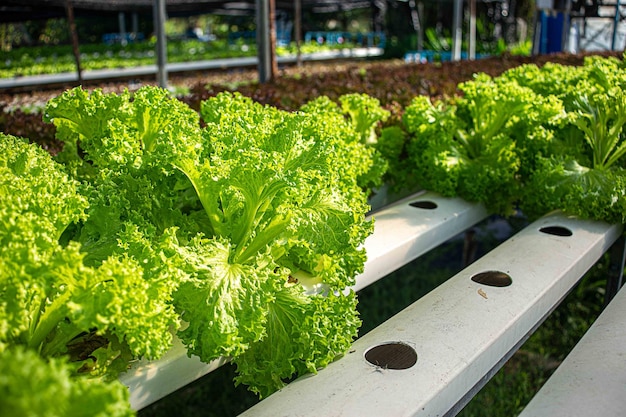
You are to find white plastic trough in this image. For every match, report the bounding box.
[518,271,626,417]
[239,212,623,417]
[120,191,490,410]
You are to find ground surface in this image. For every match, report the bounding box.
[1,50,623,155]
[1,50,623,110]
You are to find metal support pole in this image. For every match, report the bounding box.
[64,0,82,84]
[409,0,422,51]
[612,0,622,50]
[154,0,168,88]
[269,0,278,79]
[561,0,572,52]
[604,235,625,307]
[468,0,476,59]
[452,0,463,61]
[132,12,139,36]
[119,12,127,44]
[417,2,424,51]
[294,0,302,66]
[257,0,271,83]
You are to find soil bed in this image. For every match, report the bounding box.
[1,50,623,154]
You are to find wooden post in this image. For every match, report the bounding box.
[64,0,82,84]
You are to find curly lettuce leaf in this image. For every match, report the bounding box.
[520,157,626,224]
[171,92,371,387]
[339,93,390,145]
[42,87,374,397]
[300,94,389,192]
[0,346,134,417]
[173,236,278,362]
[402,95,462,197]
[375,125,411,187]
[43,86,200,175]
[196,92,371,289]
[515,58,626,223]
[0,133,179,376]
[233,286,360,398]
[403,73,564,216]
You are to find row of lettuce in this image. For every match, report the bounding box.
[2,53,625,416]
[1,39,355,78]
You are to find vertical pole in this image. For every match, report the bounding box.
[452,0,463,61]
[257,0,271,83]
[417,2,424,51]
[132,12,139,37]
[154,0,168,88]
[561,0,572,51]
[295,0,302,66]
[409,0,422,51]
[118,12,127,44]
[468,0,476,59]
[269,0,278,80]
[612,0,622,50]
[532,9,550,55]
[64,0,82,84]
[532,10,542,55]
[604,235,625,307]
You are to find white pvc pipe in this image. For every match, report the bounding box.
[239,213,622,417]
[120,191,488,410]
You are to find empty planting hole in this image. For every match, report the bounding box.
[410,200,438,210]
[364,342,417,370]
[471,270,512,287]
[539,226,573,237]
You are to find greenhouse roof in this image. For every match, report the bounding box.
[1,0,378,22]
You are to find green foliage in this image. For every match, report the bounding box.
[507,55,626,223]
[300,93,389,191]
[1,40,368,78]
[0,346,134,417]
[402,73,563,216]
[37,86,381,405]
[5,52,626,416]
[398,53,626,224]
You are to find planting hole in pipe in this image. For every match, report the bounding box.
[410,200,438,210]
[364,342,417,370]
[471,270,512,287]
[539,226,573,237]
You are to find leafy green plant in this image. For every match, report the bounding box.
[0,346,134,417]
[1,83,389,414]
[0,39,371,78]
[0,133,175,415]
[300,93,389,191]
[401,73,563,216]
[511,55,626,223]
[42,86,381,403]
